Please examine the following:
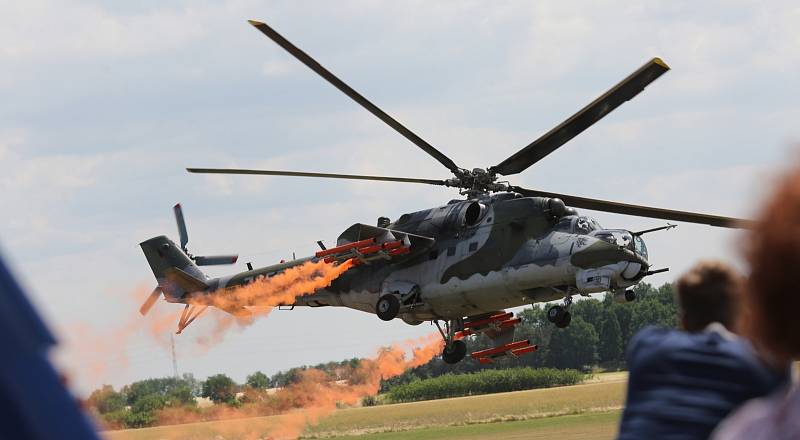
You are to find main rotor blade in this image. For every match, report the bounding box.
[492,58,670,176]
[173,203,189,250]
[187,168,449,186]
[247,19,460,174]
[510,186,750,228]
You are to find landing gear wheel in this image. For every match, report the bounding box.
[547,305,566,323]
[376,294,400,321]
[555,311,572,328]
[442,339,467,364]
[548,305,572,328]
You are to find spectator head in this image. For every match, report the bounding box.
[744,163,800,362]
[675,261,741,332]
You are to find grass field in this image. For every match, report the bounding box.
[104,372,627,440]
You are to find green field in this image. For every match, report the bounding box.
[104,372,627,440]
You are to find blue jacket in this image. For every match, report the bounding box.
[618,325,787,440]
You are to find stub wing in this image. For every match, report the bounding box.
[318,223,435,265]
[457,311,538,364]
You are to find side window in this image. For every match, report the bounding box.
[555,216,574,232]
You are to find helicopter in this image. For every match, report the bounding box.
[139,19,747,365]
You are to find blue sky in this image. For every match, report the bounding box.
[1,1,798,394]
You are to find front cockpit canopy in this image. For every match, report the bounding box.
[555,215,648,260]
[591,229,649,260]
[554,215,602,234]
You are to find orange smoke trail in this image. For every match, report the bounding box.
[199,258,354,312]
[57,285,182,390]
[141,333,444,439]
[187,259,355,350]
[60,260,355,393]
[246,333,444,440]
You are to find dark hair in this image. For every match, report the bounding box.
[744,163,800,361]
[675,261,741,332]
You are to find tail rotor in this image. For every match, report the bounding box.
[173,203,239,266]
[139,204,239,317]
[139,286,162,316]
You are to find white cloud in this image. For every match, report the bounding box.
[0,1,207,59]
[260,59,297,77]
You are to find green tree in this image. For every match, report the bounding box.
[181,373,202,396]
[546,316,598,370]
[571,297,605,332]
[629,299,677,336]
[246,371,270,389]
[270,368,305,387]
[122,409,156,428]
[87,385,125,414]
[166,385,195,406]
[131,393,167,413]
[598,312,623,363]
[202,374,237,404]
[122,377,194,406]
[611,303,634,349]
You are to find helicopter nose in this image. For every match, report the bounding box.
[571,239,626,268]
[571,236,647,270]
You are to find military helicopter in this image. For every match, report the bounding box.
[139,19,747,365]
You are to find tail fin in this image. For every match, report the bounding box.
[140,236,209,300]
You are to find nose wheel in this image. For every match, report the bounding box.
[548,296,573,328]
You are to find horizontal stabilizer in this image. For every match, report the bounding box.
[164,267,209,292]
[194,254,239,266]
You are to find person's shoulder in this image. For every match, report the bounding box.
[706,329,769,367]
[712,390,799,439]
[629,326,680,348]
[627,326,680,359]
[712,396,772,439]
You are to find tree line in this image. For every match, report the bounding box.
[385,367,585,403]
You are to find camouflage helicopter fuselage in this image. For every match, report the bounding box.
[297,193,648,322]
[141,194,649,324]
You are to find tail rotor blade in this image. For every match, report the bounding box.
[194,255,239,266]
[139,287,162,316]
[173,203,189,251]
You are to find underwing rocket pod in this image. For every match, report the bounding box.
[472,340,539,364]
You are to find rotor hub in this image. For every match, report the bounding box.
[446,168,508,197]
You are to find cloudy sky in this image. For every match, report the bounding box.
[1,1,798,394]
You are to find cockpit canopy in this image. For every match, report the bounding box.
[555,215,648,260]
[554,215,603,234]
[591,229,648,260]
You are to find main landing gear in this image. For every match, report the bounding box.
[547,296,572,328]
[434,319,467,364]
[442,340,467,364]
